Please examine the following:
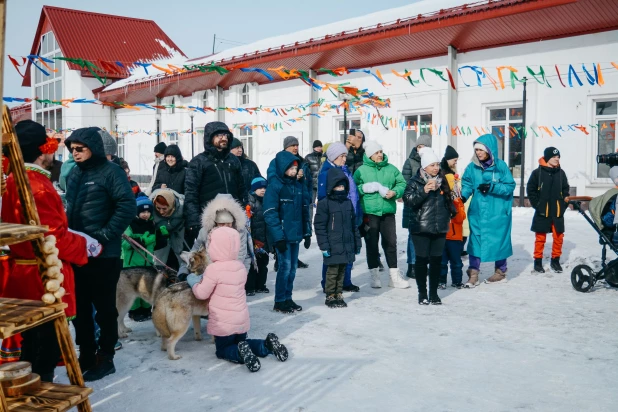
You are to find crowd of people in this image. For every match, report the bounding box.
[0,118,577,376]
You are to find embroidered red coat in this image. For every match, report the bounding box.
[0,166,88,318]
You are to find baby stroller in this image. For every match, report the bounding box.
[567,196,618,292]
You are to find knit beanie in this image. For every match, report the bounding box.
[543,147,560,162]
[230,138,243,150]
[136,195,153,215]
[99,129,117,156]
[215,209,234,224]
[419,147,440,169]
[251,177,267,192]
[443,145,459,161]
[313,140,323,149]
[416,134,432,148]
[363,140,382,158]
[283,136,299,149]
[154,142,167,155]
[15,120,48,163]
[326,142,348,162]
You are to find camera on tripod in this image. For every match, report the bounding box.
[597,153,618,167]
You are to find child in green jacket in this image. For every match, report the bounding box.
[121,194,157,321]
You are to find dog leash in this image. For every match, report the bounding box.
[122,234,178,275]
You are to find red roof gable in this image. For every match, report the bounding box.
[22,6,186,87]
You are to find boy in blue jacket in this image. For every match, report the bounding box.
[264,151,312,314]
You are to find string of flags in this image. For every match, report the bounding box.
[9,53,618,90]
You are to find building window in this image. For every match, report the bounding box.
[595,100,618,178]
[34,31,62,132]
[202,91,208,108]
[196,127,205,152]
[241,84,250,106]
[171,97,176,114]
[489,107,523,178]
[403,113,432,156]
[166,130,179,146]
[118,134,125,159]
[239,126,253,159]
[336,117,361,143]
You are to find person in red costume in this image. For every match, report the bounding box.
[0,120,92,382]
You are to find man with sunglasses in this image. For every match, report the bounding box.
[64,127,135,381]
[184,121,247,246]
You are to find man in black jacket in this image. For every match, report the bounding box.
[526,147,570,274]
[230,137,262,195]
[184,121,247,244]
[305,140,323,217]
[65,127,135,381]
[345,129,365,176]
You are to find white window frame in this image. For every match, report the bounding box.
[334,116,361,143]
[239,126,253,159]
[592,97,618,181]
[486,104,524,179]
[201,91,208,108]
[33,31,63,139]
[118,134,125,158]
[166,130,179,146]
[401,112,433,158]
[240,84,250,106]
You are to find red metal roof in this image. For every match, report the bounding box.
[22,6,186,87]
[97,0,618,105]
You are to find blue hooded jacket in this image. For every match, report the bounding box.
[461,133,515,262]
[318,160,362,227]
[263,151,311,244]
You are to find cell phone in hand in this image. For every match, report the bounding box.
[349,128,356,136]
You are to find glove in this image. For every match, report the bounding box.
[322,250,331,257]
[275,240,288,253]
[304,236,311,249]
[377,185,389,198]
[143,231,150,237]
[355,247,361,255]
[69,229,102,258]
[362,182,379,194]
[186,273,202,288]
[477,183,491,194]
[159,226,169,237]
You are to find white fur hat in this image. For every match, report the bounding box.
[214,209,234,224]
[363,140,383,158]
[419,147,440,169]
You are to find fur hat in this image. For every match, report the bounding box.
[136,195,153,215]
[312,140,323,149]
[326,142,348,162]
[363,140,382,158]
[230,138,243,150]
[283,136,299,149]
[416,134,432,148]
[544,147,560,162]
[419,147,440,169]
[154,142,167,155]
[15,120,48,163]
[443,145,459,161]
[214,209,235,224]
[251,177,267,192]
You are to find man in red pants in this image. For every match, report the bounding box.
[1,120,89,382]
[526,147,570,273]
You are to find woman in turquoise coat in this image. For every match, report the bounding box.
[461,133,515,287]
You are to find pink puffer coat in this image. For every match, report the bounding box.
[192,226,250,336]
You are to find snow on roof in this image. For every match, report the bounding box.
[103,0,475,92]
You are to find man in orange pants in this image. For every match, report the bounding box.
[526,147,570,273]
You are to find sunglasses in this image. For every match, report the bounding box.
[70,146,87,153]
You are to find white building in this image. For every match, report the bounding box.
[24,0,618,196]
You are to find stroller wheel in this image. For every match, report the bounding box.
[571,265,595,292]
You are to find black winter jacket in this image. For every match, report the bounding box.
[403,171,455,235]
[65,127,136,258]
[401,147,422,228]
[184,121,247,229]
[153,145,186,194]
[305,150,323,190]
[346,146,365,176]
[526,159,570,233]
[314,168,361,265]
[239,156,262,196]
[248,193,270,251]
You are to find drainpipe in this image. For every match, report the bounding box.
[215,86,225,122]
[447,45,458,149]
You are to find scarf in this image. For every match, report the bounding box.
[419,168,442,190]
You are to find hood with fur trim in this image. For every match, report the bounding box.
[201,193,247,234]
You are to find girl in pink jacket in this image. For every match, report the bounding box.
[189,226,288,372]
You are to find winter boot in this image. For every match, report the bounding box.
[534,258,545,273]
[388,268,410,289]
[406,264,416,279]
[429,295,442,305]
[370,268,382,288]
[418,294,429,305]
[335,293,347,308]
[265,333,288,362]
[342,284,360,292]
[246,290,256,296]
[273,301,293,314]
[286,299,302,311]
[415,256,429,297]
[325,294,338,308]
[297,259,309,269]
[428,256,442,304]
[238,341,261,372]
[550,258,563,273]
[39,372,54,383]
[464,268,480,288]
[484,268,507,284]
[78,350,96,373]
[83,353,116,382]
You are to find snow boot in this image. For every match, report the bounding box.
[484,268,507,284]
[464,268,480,288]
[438,283,447,290]
[342,284,360,292]
[256,287,269,293]
[265,333,288,362]
[286,299,302,311]
[429,295,442,305]
[534,258,545,273]
[550,258,563,273]
[388,268,410,289]
[370,268,382,288]
[418,293,429,305]
[297,259,309,269]
[415,256,429,297]
[78,350,96,373]
[246,290,256,296]
[406,264,416,279]
[325,294,338,308]
[428,256,442,303]
[451,282,464,289]
[83,353,115,382]
[238,341,261,372]
[273,301,293,314]
[335,293,347,308]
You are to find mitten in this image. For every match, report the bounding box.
[377,185,389,198]
[186,273,202,288]
[477,183,491,194]
[362,182,379,194]
[275,240,288,253]
[322,250,331,257]
[159,226,169,237]
[303,236,312,249]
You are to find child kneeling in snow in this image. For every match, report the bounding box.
[186,227,288,372]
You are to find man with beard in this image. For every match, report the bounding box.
[184,122,247,246]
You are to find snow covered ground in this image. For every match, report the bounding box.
[57,206,617,411]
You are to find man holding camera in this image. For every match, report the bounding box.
[526,147,570,273]
[345,129,365,176]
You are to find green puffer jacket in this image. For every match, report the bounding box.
[353,153,407,216]
[121,218,157,267]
